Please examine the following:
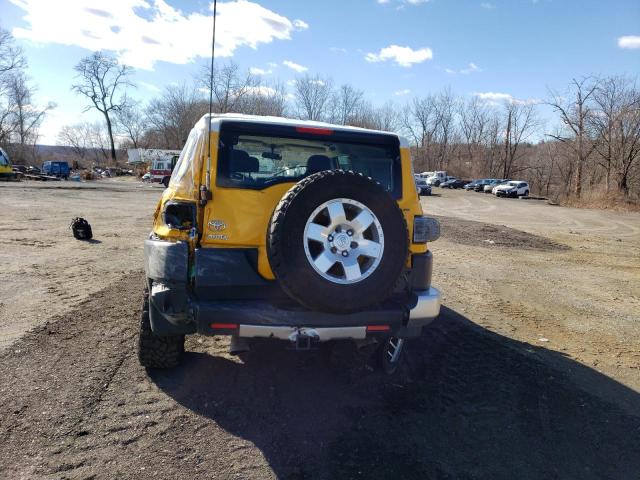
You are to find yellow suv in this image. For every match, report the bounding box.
[140,114,441,373]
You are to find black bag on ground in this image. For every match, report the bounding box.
[70,217,93,240]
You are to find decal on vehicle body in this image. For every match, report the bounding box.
[207,234,228,240]
[208,219,227,231]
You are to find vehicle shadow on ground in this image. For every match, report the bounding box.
[151,307,640,480]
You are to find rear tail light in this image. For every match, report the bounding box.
[413,216,440,243]
[296,126,333,135]
[367,325,390,332]
[210,323,238,330]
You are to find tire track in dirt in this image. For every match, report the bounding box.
[1,273,639,479]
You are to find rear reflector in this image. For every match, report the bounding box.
[366,325,391,332]
[210,323,238,330]
[296,126,333,135]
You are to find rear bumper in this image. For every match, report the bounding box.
[147,286,441,341]
[144,238,441,341]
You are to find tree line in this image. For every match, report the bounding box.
[1,27,637,203]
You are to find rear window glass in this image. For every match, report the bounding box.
[216,122,402,197]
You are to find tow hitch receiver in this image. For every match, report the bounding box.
[288,328,319,350]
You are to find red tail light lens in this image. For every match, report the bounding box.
[296,126,333,135]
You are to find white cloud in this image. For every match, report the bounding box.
[393,89,411,96]
[460,62,481,74]
[9,0,300,70]
[474,91,541,106]
[246,85,276,96]
[475,92,514,103]
[617,35,640,49]
[377,0,390,4]
[446,62,482,74]
[365,45,433,67]
[139,81,161,93]
[480,2,496,9]
[282,60,308,72]
[249,67,272,75]
[286,79,296,86]
[293,19,309,30]
[330,47,348,53]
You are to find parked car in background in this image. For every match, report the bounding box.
[473,179,493,191]
[464,180,480,190]
[12,164,27,174]
[491,180,512,195]
[495,181,530,198]
[483,179,508,193]
[26,165,40,174]
[415,176,432,196]
[437,175,456,186]
[441,178,468,189]
[42,161,70,179]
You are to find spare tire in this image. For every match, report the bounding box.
[268,170,408,313]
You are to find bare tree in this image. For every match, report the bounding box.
[401,95,438,171]
[432,89,457,170]
[197,60,259,114]
[459,97,490,170]
[0,28,25,80]
[0,28,26,148]
[591,76,640,195]
[87,122,112,164]
[57,123,93,160]
[71,52,133,162]
[115,101,146,149]
[547,78,598,198]
[500,101,538,178]
[330,84,364,125]
[146,84,206,149]
[5,72,53,159]
[238,81,289,117]
[373,101,400,132]
[293,74,333,121]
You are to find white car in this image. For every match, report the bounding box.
[425,171,448,186]
[494,181,530,198]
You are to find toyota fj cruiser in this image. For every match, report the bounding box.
[140,114,441,373]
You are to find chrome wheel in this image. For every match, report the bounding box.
[303,198,384,284]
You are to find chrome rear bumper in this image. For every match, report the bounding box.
[234,287,442,342]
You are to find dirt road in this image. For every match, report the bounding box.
[1,181,639,479]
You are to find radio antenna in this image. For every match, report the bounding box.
[202,0,217,204]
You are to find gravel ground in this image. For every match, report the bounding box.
[0,180,639,479]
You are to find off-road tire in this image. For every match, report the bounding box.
[268,170,408,313]
[138,289,184,369]
[376,337,405,375]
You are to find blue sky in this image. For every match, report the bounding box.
[1,0,639,144]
